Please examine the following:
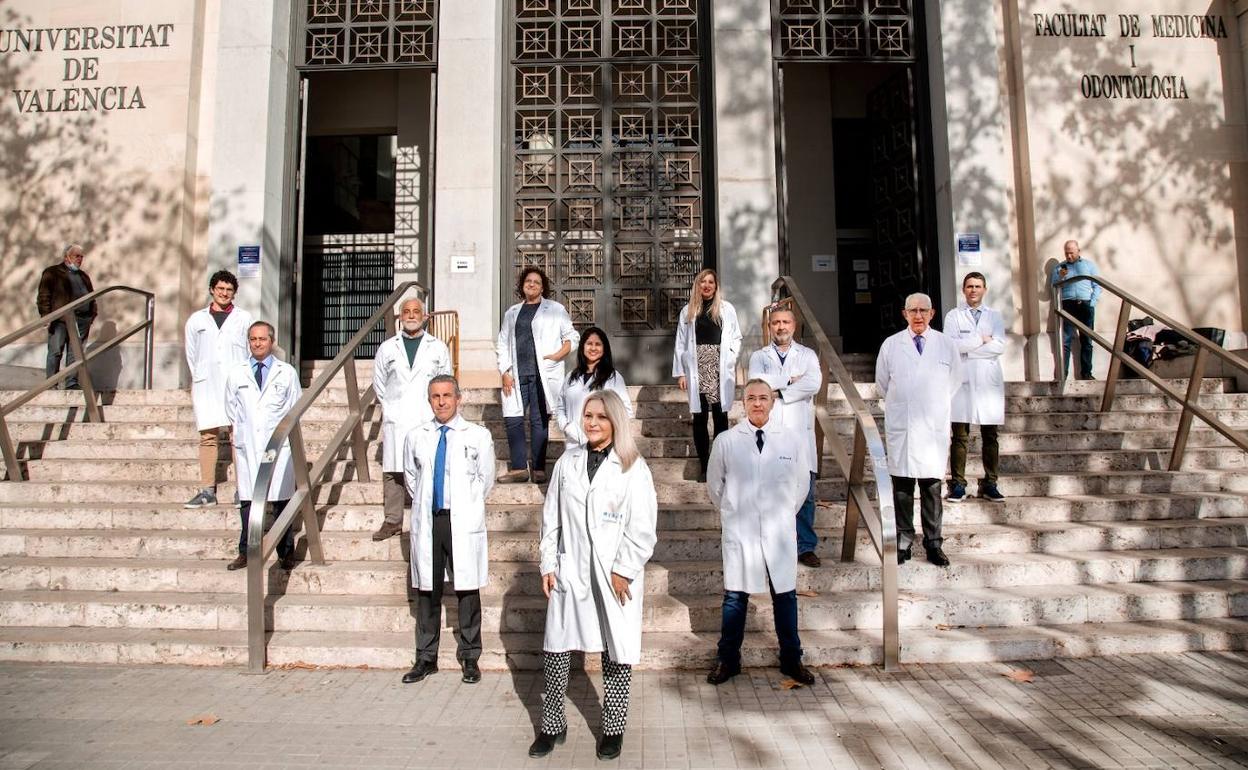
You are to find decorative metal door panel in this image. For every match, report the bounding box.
[508,0,708,342]
[774,0,914,62]
[300,0,438,69]
[867,69,921,341]
[301,243,395,360]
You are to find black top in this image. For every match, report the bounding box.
[586,443,613,483]
[66,271,91,317]
[209,307,231,329]
[694,305,721,346]
[515,302,540,379]
[401,333,423,367]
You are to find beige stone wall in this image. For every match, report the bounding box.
[1019,1,1248,340]
[0,0,206,385]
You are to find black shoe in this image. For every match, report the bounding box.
[597,733,624,760]
[528,730,566,758]
[461,659,481,684]
[401,659,437,683]
[798,551,821,568]
[279,554,296,571]
[226,555,247,571]
[896,547,911,565]
[706,661,740,685]
[780,663,816,685]
[925,546,951,567]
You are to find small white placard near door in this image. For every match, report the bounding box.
[450,255,476,274]
[811,254,835,272]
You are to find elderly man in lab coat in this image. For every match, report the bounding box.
[705,379,814,686]
[402,375,496,686]
[748,306,823,568]
[223,321,302,572]
[184,270,254,509]
[944,273,1007,503]
[371,297,452,541]
[876,293,962,567]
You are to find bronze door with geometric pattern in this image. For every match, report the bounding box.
[507,0,710,381]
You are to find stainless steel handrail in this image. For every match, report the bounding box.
[0,286,155,481]
[769,277,899,670]
[1051,274,1248,470]
[246,280,427,672]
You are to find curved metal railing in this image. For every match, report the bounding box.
[0,285,155,481]
[768,277,899,670]
[246,280,428,671]
[1052,274,1248,469]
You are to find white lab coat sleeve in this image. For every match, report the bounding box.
[747,350,787,391]
[434,342,453,376]
[285,372,303,413]
[724,305,743,358]
[948,340,965,398]
[554,376,574,437]
[496,312,514,375]
[372,347,390,404]
[403,430,422,499]
[875,341,891,395]
[610,374,634,417]
[478,427,497,497]
[611,461,658,581]
[184,317,200,380]
[945,310,982,356]
[223,369,241,426]
[672,312,689,377]
[538,458,563,576]
[969,312,1007,359]
[706,432,729,508]
[779,350,822,404]
[557,307,579,349]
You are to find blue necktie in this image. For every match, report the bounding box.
[914,335,924,355]
[253,361,264,388]
[432,425,449,511]
[971,309,982,325]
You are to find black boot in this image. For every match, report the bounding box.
[597,733,624,760]
[528,729,566,758]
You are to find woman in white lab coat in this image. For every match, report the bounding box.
[554,326,633,446]
[496,267,579,484]
[672,269,742,480]
[529,390,658,761]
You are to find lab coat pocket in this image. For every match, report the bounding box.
[721,539,744,582]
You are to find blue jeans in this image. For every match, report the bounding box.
[797,472,817,555]
[504,375,549,472]
[46,316,92,388]
[716,583,802,670]
[1061,299,1095,379]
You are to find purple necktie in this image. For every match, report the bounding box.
[913,334,924,355]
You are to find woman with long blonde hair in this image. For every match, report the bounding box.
[671,269,742,480]
[530,389,657,761]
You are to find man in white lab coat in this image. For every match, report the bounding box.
[944,273,1007,503]
[224,321,302,572]
[371,298,452,541]
[876,293,962,567]
[184,270,254,509]
[748,307,824,568]
[402,375,497,685]
[705,380,814,686]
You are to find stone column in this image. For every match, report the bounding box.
[711,0,780,349]
[203,0,297,352]
[432,0,504,384]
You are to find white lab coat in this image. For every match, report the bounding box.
[224,358,302,502]
[707,420,807,595]
[943,303,1006,426]
[373,332,452,472]
[404,414,497,591]
[554,371,634,446]
[539,447,658,665]
[185,305,254,430]
[671,301,742,413]
[747,341,822,475]
[496,299,579,419]
[875,328,963,479]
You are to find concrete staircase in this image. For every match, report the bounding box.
[1,368,1247,669]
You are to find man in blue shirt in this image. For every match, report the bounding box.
[1050,240,1101,379]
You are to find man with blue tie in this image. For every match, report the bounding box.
[402,375,496,684]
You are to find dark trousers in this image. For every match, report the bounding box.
[504,375,549,473]
[716,581,802,670]
[949,423,1000,487]
[1061,299,1095,379]
[238,500,294,559]
[796,472,817,554]
[415,513,482,663]
[692,395,729,475]
[892,476,943,551]
[46,316,92,388]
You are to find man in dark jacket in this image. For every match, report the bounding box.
[36,245,96,389]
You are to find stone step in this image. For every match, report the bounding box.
[3,615,1247,669]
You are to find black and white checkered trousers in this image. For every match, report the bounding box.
[540,649,632,736]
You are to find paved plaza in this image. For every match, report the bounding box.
[0,653,1247,769]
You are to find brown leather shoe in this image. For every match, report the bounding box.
[372,521,403,541]
[226,555,247,571]
[531,470,548,484]
[498,468,529,484]
[798,551,821,568]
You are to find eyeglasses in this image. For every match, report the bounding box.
[903,308,931,315]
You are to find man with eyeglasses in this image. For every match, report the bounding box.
[36,244,97,390]
[875,293,963,567]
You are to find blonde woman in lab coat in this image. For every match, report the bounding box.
[529,390,658,762]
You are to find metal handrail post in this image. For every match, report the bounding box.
[64,321,104,423]
[343,360,372,483]
[288,421,324,564]
[1100,299,1133,413]
[1169,346,1208,471]
[0,415,19,481]
[143,295,155,390]
[1052,285,1068,394]
[245,464,273,674]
